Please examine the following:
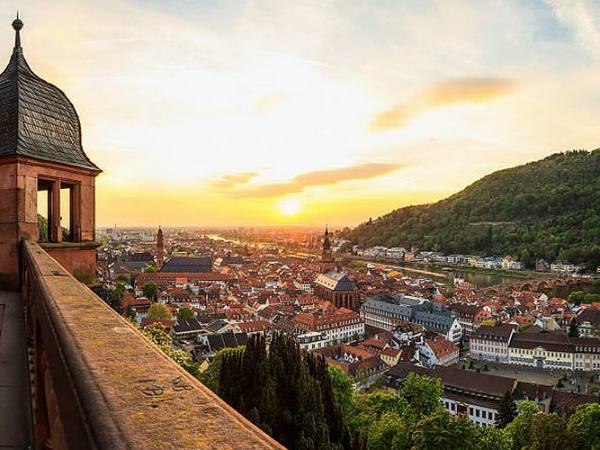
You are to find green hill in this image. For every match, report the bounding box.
[345,150,600,269]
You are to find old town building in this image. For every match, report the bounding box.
[361,293,463,343]
[313,227,359,309]
[469,324,516,364]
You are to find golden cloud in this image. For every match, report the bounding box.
[212,171,259,189]
[227,163,403,198]
[371,77,517,131]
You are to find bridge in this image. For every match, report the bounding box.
[480,276,593,297]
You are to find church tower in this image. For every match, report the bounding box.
[156,226,164,270]
[320,226,335,272]
[0,17,101,289]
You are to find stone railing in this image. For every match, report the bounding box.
[21,240,283,450]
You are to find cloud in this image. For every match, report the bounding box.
[544,0,600,55]
[212,171,258,189]
[256,92,287,112]
[370,77,517,131]
[227,163,403,198]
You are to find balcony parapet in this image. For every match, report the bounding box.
[21,239,283,449]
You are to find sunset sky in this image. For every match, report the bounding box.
[3,0,600,227]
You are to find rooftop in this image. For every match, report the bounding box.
[0,18,100,171]
[160,256,213,273]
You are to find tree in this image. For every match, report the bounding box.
[147,303,171,320]
[569,291,586,305]
[177,307,194,321]
[116,274,129,283]
[496,391,517,428]
[141,322,195,373]
[198,346,244,392]
[108,282,126,306]
[367,412,409,450]
[506,402,571,450]
[506,401,539,449]
[568,318,580,337]
[328,365,355,418]
[144,262,157,273]
[583,293,600,304]
[528,412,571,450]
[412,409,479,450]
[142,281,158,301]
[568,403,600,450]
[520,248,532,269]
[398,373,443,419]
[142,322,173,348]
[476,426,512,450]
[218,333,352,449]
[348,391,410,443]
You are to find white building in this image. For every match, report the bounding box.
[293,278,314,294]
[291,309,365,346]
[508,331,600,371]
[469,324,515,364]
[387,363,517,427]
[418,337,460,368]
[296,331,328,351]
[550,261,576,273]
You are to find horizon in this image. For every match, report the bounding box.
[4,1,600,227]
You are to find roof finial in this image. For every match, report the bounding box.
[12,12,23,50]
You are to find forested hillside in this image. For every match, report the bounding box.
[345,150,600,268]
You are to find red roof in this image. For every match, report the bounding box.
[136,272,231,287]
[427,337,459,359]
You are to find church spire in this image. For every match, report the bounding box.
[321,225,334,272]
[156,225,165,270]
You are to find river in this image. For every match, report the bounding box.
[374,264,516,288]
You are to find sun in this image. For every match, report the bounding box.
[279,198,301,216]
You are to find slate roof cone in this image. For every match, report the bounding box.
[0,16,101,171]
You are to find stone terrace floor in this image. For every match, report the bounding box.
[0,291,31,449]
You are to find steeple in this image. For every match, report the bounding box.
[323,225,331,250]
[156,226,165,270]
[321,226,334,272]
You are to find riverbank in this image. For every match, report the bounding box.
[430,264,538,280]
[343,255,538,284]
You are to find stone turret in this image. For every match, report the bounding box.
[0,17,101,288]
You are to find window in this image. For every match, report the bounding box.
[37,183,50,242]
[37,178,80,243]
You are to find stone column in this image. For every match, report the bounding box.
[70,183,81,242]
[50,180,61,243]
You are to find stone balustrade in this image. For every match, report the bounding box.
[21,239,283,450]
